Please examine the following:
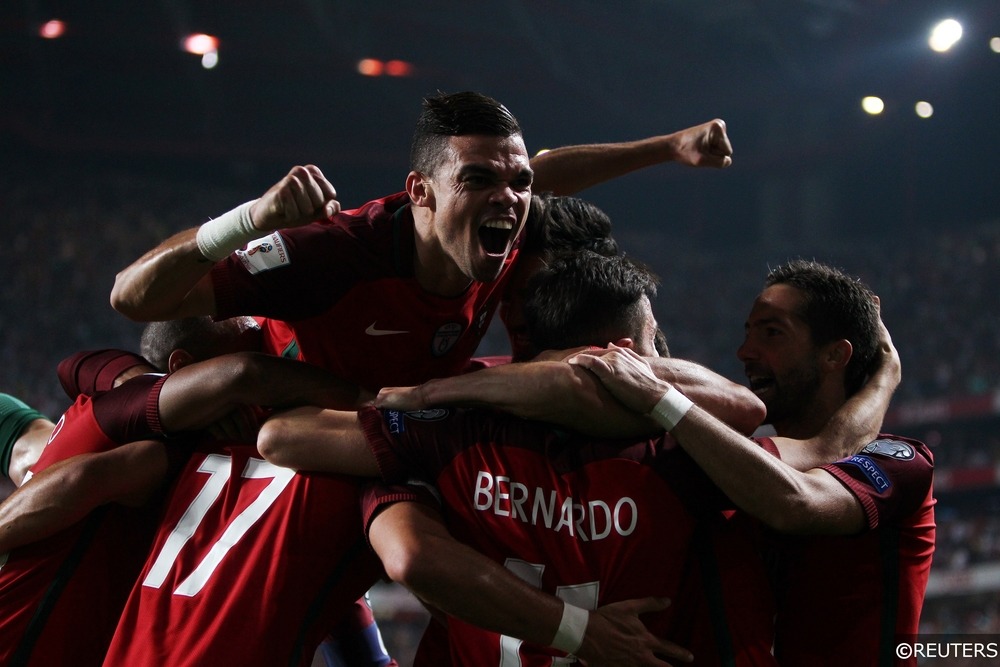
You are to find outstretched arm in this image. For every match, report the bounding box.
[156,352,372,435]
[776,304,901,468]
[370,501,691,666]
[376,354,762,438]
[0,440,168,552]
[530,119,732,196]
[110,165,340,321]
[569,346,868,535]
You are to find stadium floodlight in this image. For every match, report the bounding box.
[929,19,963,52]
[915,101,934,119]
[184,33,219,56]
[991,37,1000,53]
[40,19,66,39]
[862,96,885,115]
[202,51,219,70]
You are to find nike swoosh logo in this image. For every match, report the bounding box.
[365,322,409,336]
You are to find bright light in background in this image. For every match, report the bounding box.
[991,37,1000,53]
[929,19,963,52]
[915,101,934,118]
[184,33,219,55]
[384,60,413,77]
[39,19,66,39]
[357,58,384,76]
[535,148,551,157]
[358,58,413,77]
[862,96,885,115]
[201,51,219,69]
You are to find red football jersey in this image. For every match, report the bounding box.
[103,444,383,667]
[0,378,165,666]
[760,434,936,667]
[360,406,778,666]
[211,193,519,391]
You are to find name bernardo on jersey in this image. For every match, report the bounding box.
[472,470,638,541]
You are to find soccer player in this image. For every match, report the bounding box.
[569,259,935,667]
[257,252,776,666]
[110,91,734,392]
[0,322,685,666]
[0,318,395,667]
[0,355,170,666]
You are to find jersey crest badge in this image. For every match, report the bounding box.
[404,408,450,422]
[861,439,915,460]
[237,233,290,275]
[431,322,463,357]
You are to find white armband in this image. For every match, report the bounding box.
[195,200,259,262]
[551,602,589,655]
[648,385,693,431]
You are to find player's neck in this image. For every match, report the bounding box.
[411,226,472,297]
[773,391,845,440]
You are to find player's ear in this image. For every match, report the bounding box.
[406,171,434,208]
[167,349,195,373]
[612,337,635,350]
[823,339,853,371]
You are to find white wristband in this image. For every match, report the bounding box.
[551,603,589,655]
[196,200,260,262]
[648,385,693,431]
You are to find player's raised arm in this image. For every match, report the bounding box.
[530,119,732,196]
[569,345,874,535]
[110,165,339,321]
[155,351,371,434]
[776,299,901,468]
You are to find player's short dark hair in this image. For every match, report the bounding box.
[522,193,619,258]
[765,259,879,397]
[140,317,260,372]
[524,251,659,352]
[410,91,522,175]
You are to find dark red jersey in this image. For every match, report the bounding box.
[0,376,166,666]
[211,193,519,390]
[360,406,778,666]
[759,434,936,667]
[103,444,384,667]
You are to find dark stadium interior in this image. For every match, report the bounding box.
[2,0,999,661]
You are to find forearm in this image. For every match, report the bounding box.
[809,346,901,460]
[373,504,563,647]
[257,407,380,476]
[110,229,216,321]
[412,363,655,437]
[648,357,764,434]
[530,120,731,195]
[671,407,862,534]
[158,353,371,434]
[531,136,681,196]
[0,441,166,552]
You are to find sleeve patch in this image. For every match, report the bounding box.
[860,438,915,460]
[403,408,450,422]
[236,233,290,274]
[844,455,892,492]
[381,408,452,435]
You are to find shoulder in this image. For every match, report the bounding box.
[858,435,932,465]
